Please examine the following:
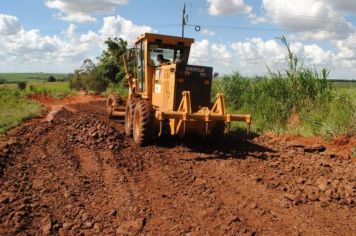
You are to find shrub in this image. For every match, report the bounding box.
[47,75,56,82]
[17,81,27,90]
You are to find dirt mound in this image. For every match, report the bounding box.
[54,109,126,152]
[0,100,355,235]
[28,93,104,106]
[28,93,57,105]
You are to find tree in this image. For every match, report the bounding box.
[69,59,108,92]
[17,81,27,90]
[47,75,56,82]
[68,37,129,93]
[80,59,96,73]
[97,37,128,84]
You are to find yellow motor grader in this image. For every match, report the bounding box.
[107,33,251,146]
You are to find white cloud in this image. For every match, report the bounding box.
[335,33,356,60]
[190,39,211,65]
[236,38,356,79]
[231,38,285,73]
[190,40,233,76]
[200,28,215,36]
[205,0,266,27]
[63,23,76,39]
[289,31,344,41]
[80,31,99,43]
[0,14,154,72]
[190,40,232,70]
[189,37,356,79]
[56,12,96,23]
[100,15,154,46]
[262,0,353,40]
[211,44,232,65]
[207,0,252,16]
[326,0,356,13]
[303,44,333,65]
[263,0,353,40]
[248,14,267,24]
[0,14,22,35]
[0,11,355,79]
[45,0,127,23]
[0,25,94,72]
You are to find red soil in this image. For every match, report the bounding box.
[0,97,354,235]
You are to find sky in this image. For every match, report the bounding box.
[0,0,355,79]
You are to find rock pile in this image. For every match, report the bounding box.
[51,109,126,152]
[68,115,126,152]
[280,177,355,207]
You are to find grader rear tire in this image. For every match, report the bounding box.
[124,99,139,137]
[132,100,155,146]
[106,93,121,118]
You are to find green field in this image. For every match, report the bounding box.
[0,81,76,98]
[0,72,355,137]
[330,80,356,89]
[0,73,68,83]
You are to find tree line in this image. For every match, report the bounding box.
[68,38,129,93]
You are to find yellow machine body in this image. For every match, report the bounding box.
[107,33,251,144]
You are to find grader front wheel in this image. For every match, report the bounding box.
[132,100,155,146]
[106,93,121,117]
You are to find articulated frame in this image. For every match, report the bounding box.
[155,92,251,136]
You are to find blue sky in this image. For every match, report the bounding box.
[0,0,356,79]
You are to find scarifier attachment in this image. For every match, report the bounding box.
[155,92,251,136]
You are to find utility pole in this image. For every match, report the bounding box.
[182,3,187,38]
[181,3,200,37]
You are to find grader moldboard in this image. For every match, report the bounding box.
[107,33,251,146]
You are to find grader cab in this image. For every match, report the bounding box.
[107,33,251,146]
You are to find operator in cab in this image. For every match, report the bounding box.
[157,54,170,65]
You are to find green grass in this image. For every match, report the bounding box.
[25,81,76,98]
[0,87,42,135]
[1,81,76,99]
[0,73,68,83]
[102,82,129,97]
[330,80,356,89]
[214,76,355,137]
[214,37,356,137]
[0,81,77,135]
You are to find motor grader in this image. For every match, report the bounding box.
[107,33,251,146]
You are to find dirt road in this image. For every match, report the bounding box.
[0,98,355,235]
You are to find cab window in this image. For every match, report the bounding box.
[136,41,145,92]
[148,44,175,66]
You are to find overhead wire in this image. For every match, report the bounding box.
[9,1,355,36]
[4,2,355,39]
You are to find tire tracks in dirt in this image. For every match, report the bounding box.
[0,99,355,235]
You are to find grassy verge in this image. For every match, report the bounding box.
[0,81,77,135]
[0,87,42,135]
